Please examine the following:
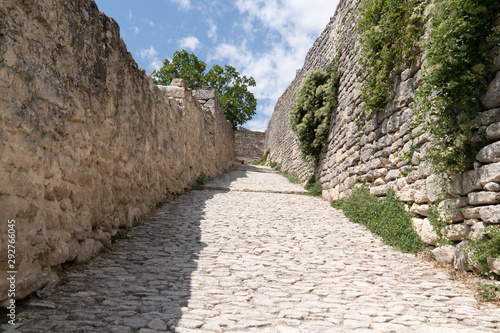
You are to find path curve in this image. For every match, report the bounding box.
[8,165,500,332]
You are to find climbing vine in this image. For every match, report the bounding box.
[415,0,500,173]
[290,55,341,159]
[357,0,426,114]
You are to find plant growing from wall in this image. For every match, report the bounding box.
[290,56,341,159]
[357,0,426,114]
[467,226,500,272]
[333,187,425,254]
[415,0,500,173]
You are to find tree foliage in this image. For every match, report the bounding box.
[152,50,257,128]
[290,59,341,159]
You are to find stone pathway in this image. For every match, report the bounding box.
[5,165,500,332]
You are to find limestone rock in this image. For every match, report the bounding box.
[478,162,500,185]
[413,218,439,245]
[487,257,500,275]
[438,199,465,223]
[441,224,471,241]
[486,122,500,141]
[482,71,500,109]
[470,221,488,239]
[370,185,389,197]
[76,239,95,263]
[479,205,500,223]
[469,191,500,205]
[484,182,500,191]
[454,240,471,271]
[474,108,500,126]
[462,206,482,219]
[463,169,482,193]
[432,245,454,265]
[410,203,429,216]
[476,141,500,163]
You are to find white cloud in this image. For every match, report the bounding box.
[132,26,139,34]
[128,10,133,20]
[178,36,201,51]
[170,0,191,11]
[244,117,269,132]
[139,46,163,72]
[207,19,218,42]
[210,0,340,131]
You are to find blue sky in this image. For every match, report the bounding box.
[94,0,340,131]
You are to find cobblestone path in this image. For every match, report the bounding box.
[7,165,500,332]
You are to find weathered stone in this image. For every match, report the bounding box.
[438,199,465,223]
[468,191,500,205]
[432,245,455,265]
[76,239,95,263]
[476,141,500,163]
[414,189,429,204]
[398,184,416,201]
[412,218,439,245]
[462,207,481,219]
[370,185,390,197]
[474,108,500,126]
[482,71,500,109]
[410,203,429,216]
[385,169,401,181]
[441,224,471,241]
[462,169,482,193]
[478,162,500,185]
[454,240,471,271]
[486,122,500,140]
[470,221,488,239]
[487,257,500,275]
[479,205,500,223]
[484,182,500,191]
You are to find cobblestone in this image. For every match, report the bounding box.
[5,165,500,332]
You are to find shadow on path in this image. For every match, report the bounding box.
[11,167,251,332]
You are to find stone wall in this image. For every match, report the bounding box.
[266,0,500,272]
[235,127,266,163]
[0,0,234,303]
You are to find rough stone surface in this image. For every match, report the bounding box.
[477,141,500,163]
[468,192,500,205]
[10,166,500,332]
[488,257,500,275]
[0,0,234,303]
[441,224,471,241]
[235,127,266,163]
[412,218,439,245]
[482,71,500,109]
[480,205,500,224]
[432,246,455,265]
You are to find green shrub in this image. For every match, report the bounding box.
[416,0,500,173]
[290,57,341,159]
[333,187,425,254]
[357,0,425,114]
[280,170,301,184]
[196,173,207,186]
[252,148,270,165]
[467,226,500,271]
[305,175,323,196]
[270,161,277,168]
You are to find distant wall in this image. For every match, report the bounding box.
[235,127,266,163]
[0,0,234,303]
[266,0,500,271]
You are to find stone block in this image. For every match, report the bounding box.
[462,169,482,193]
[441,224,471,241]
[487,257,500,275]
[486,122,500,141]
[164,86,187,99]
[470,221,488,239]
[454,240,471,271]
[474,108,500,126]
[476,141,500,163]
[479,205,500,223]
[482,71,500,109]
[410,203,429,216]
[478,162,500,185]
[484,182,500,191]
[370,185,389,197]
[412,218,439,245]
[385,169,401,181]
[462,206,482,219]
[397,184,416,201]
[170,78,187,88]
[432,245,454,265]
[196,87,217,100]
[438,199,465,223]
[414,189,429,204]
[468,191,500,205]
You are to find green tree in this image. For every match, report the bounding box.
[152,50,257,128]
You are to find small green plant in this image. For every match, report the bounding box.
[305,175,323,196]
[467,226,500,270]
[290,56,341,159]
[357,0,425,114]
[269,161,277,168]
[100,242,112,253]
[252,148,270,165]
[427,203,447,235]
[333,187,425,254]
[76,261,89,271]
[190,173,207,191]
[156,202,164,209]
[478,282,500,302]
[280,170,301,184]
[110,230,129,243]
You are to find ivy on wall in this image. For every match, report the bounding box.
[357,0,426,114]
[416,0,500,173]
[290,57,341,159]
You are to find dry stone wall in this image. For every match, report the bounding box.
[0,0,234,303]
[235,127,265,163]
[266,0,500,273]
